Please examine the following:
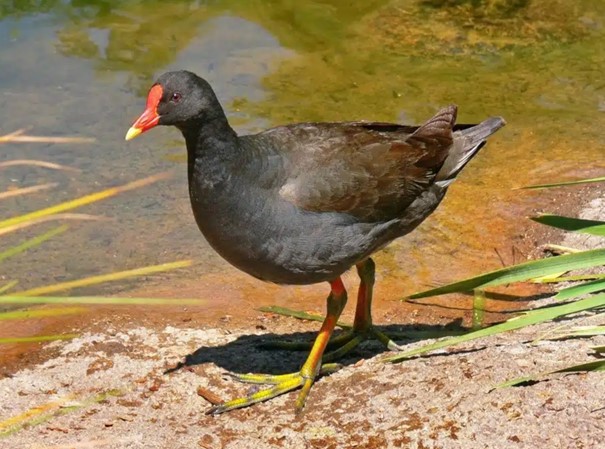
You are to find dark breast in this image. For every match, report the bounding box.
[187,171,380,284]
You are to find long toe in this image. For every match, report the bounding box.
[322,326,406,362]
[371,328,405,351]
[230,363,343,385]
[229,371,304,385]
[323,331,368,362]
[206,371,311,415]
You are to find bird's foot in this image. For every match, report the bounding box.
[206,363,340,415]
[323,326,404,361]
[207,279,349,416]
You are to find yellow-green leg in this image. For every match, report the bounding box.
[206,277,348,415]
[324,258,403,361]
[261,258,403,360]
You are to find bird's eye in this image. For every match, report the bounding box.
[171,92,182,103]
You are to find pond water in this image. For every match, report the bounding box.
[1,0,604,317]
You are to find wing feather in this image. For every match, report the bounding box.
[269,107,458,221]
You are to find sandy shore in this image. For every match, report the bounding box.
[0,185,603,449]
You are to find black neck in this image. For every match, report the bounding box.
[180,112,239,189]
[181,108,238,155]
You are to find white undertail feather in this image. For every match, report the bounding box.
[435,116,506,188]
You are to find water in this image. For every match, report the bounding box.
[1,0,604,316]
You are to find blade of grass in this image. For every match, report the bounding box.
[0,280,18,294]
[522,176,605,189]
[385,293,605,362]
[0,307,86,320]
[472,289,487,330]
[258,305,465,340]
[0,296,203,306]
[530,271,567,282]
[542,244,581,254]
[0,160,79,172]
[0,183,58,201]
[0,129,95,145]
[0,390,121,438]
[0,393,77,434]
[0,225,68,263]
[532,274,605,284]
[530,246,579,281]
[1,136,95,144]
[0,213,102,237]
[531,215,605,236]
[0,128,28,143]
[258,305,351,328]
[495,360,605,389]
[0,334,78,344]
[550,325,605,339]
[408,248,605,299]
[12,260,192,296]
[555,278,605,300]
[0,171,172,231]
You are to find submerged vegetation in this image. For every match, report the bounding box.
[0,131,200,343]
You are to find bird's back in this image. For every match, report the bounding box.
[193,106,505,284]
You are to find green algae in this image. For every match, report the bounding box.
[243,0,605,129]
[1,0,604,292]
[4,0,601,138]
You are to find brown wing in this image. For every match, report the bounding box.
[272,106,457,221]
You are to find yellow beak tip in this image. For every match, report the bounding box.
[125,127,142,141]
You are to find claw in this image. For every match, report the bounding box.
[230,363,343,385]
[295,377,314,414]
[372,328,405,351]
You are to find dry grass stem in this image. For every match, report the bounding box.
[0,171,172,231]
[0,213,104,237]
[0,183,59,201]
[12,259,192,296]
[0,129,95,144]
[0,160,79,172]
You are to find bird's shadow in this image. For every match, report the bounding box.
[165,321,467,377]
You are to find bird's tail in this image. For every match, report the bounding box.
[435,116,506,187]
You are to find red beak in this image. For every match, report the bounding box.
[125,84,163,141]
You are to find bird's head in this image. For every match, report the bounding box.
[125,70,221,140]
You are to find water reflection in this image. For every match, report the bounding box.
[0,0,604,304]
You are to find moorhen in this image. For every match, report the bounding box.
[125,70,505,415]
